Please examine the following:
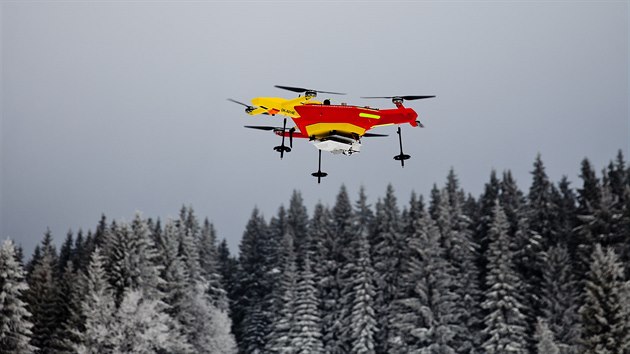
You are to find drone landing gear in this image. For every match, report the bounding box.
[273,118,292,159]
[311,149,328,184]
[394,126,411,167]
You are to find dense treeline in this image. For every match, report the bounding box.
[1,151,629,353]
[1,209,237,353]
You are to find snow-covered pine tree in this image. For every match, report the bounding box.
[308,202,342,354]
[217,239,239,305]
[344,188,377,354]
[579,244,630,354]
[57,231,74,277]
[534,318,560,354]
[110,289,193,354]
[337,187,374,351]
[159,218,236,353]
[428,183,441,221]
[53,261,83,353]
[291,255,324,354]
[435,178,482,352]
[287,190,309,265]
[390,207,461,353]
[233,208,274,353]
[539,245,581,353]
[198,218,228,309]
[574,158,603,275]
[74,247,118,353]
[370,184,406,353]
[265,227,298,353]
[528,154,559,246]
[482,201,529,354]
[176,208,203,283]
[476,170,501,284]
[551,176,578,248]
[317,187,355,354]
[0,239,36,354]
[25,231,66,353]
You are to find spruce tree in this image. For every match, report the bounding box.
[0,239,36,353]
[309,202,341,354]
[539,246,581,353]
[198,218,227,309]
[233,208,273,353]
[435,183,482,352]
[25,232,64,353]
[287,190,309,264]
[344,190,377,353]
[482,201,528,354]
[75,247,117,353]
[370,184,405,353]
[265,229,298,353]
[390,209,460,353]
[291,256,324,354]
[534,318,560,354]
[579,244,630,354]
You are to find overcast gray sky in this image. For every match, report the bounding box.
[1,1,628,257]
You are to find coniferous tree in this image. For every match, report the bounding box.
[390,208,460,353]
[291,256,324,354]
[265,228,298,353]
[233,208,273,353]
[436,181,482,352]
[347,231,377,354]
[57,231,74,277]
[552,176,578,247]
[343,188,377,354]
[309,202,341,354]
[198,218,227,309]
[26,232,64,354]
[579,244,630,354]
[539,245,581,353]
[288,191,309,264]
[476,170,501,283]
[482,201,528,354]
[53,261,83,353]
[371,184,406,353]
[534,318,560,354]
[217,239,239,305]
[111,289,193,354]
[0,239,36,354]
[317,187,355,354]
[75,247,117,353]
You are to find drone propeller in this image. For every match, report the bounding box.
[363,133,389,137]
[244,125,276,131]
[228,98,269,114]
[361,95,436,101]
[274,85,346,96]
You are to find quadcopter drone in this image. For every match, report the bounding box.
[229,85,434,183]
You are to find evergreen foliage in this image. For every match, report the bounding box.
[7,150,630,354]
[0,239,35,354]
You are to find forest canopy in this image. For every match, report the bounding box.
[2,151,629,354]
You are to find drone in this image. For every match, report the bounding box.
[228,85,435,183]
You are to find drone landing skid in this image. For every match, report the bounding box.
[312,150,328,184]
[395,126,411,167]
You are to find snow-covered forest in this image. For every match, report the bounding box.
[2,151,630,354]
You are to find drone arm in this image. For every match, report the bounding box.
[247,107,270,116]
[275,130,307,139]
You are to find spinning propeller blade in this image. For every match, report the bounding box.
[228,99,269,114]
[361,95,435,100]
[362,133,389,137]
[244,126,277,131]
[227,98,252,108]
[274,85,346,95]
